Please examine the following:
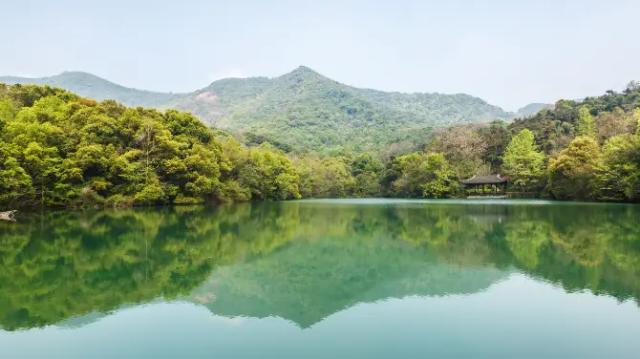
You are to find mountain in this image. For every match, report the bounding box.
[0,71,179,107]
[515,102,553,118]
[190,230,509,328]
[1,67,513,153]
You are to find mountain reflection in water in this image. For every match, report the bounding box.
[1,199,639,330]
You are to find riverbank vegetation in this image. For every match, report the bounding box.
[1,82,640,208]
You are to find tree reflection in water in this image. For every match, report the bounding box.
[1,200,638,330]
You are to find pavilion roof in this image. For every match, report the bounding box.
[460,174,508,185]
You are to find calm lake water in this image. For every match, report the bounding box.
[1,199,639,358]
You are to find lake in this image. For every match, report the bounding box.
[1,199,639,358]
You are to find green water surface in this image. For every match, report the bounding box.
[1,199,639,358]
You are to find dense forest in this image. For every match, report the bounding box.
[1,81,639,208]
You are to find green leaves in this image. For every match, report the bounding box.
[548,136,602,200]
[502,129,545,191]
[0,84,300,208]
[388,151,457,198]
[577,106,597,138]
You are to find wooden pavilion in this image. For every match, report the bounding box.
[460,174,509,196]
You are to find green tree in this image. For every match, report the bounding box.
[478,121,511,171]
[599,134,640,201]
[421,152,458,198]
[0,145,33,204]
[350,153,383,197]
[577,106,596,138]
[390,152,457,198]
[502,129,545,191]
[548,136,602,200]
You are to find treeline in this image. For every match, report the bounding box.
[264,81,640,202]
[2,82,640,208]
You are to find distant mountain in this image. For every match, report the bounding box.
[515,103,553,118]
[0,71,179,107]
[1,67,513,153]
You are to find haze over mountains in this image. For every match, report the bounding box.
[1,67,546,153]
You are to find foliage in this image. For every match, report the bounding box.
[509,83,640,154]
[577,106,596,138]
[386,152,457,198]
[502,129,545,191]
[0,84,300,208]
[3,80,640,204]
[547,136,602,200]
[294,156,356,198]
[599,134,640,201]
[427,125,488,179]
[478,120,511,171]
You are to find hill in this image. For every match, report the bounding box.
[516,103,553,118]
[0,71,179,107]
[510,81,640,154]
[1,67,513,153]
[171,66,512,153]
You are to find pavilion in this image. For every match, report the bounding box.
[460,174,509,195]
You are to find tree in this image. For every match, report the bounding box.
[577,106,596,138]
[390,152,457,198]
[235,144,301,200]
[502,129,545,191]
[421,153,458,198]
[596,108,635,143]
[478,121,511,171]
[0,145,33,204]
[547,136,602,200]
[350,153,383,197]
[599,134,640,201]
[428,125,488,179]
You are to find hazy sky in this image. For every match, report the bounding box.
[2,0,639,110]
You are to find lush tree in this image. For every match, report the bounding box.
[0,84,297,208]
[547,136,602,200]
[389,152,457,198]
[0,145,33,205]
[296,156,355,198]
[502,129,545,191]
[599,134,640,201]
[350,153,383,197]
[478,121,511,171]
[577,106,596,138]
[420,153,458,198]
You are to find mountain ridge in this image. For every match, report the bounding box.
[1,67,535,153]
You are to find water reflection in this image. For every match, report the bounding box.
[0,200,639,330]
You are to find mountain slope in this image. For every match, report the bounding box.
[516,103,553,118]
[1,67,513,153]
[171,66,512,152]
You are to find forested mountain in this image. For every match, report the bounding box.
[510,81,640,154]
[175,66,512,153]
[1,67,512,154]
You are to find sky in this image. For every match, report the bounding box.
[1,0,639,111]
